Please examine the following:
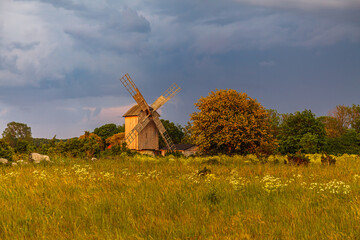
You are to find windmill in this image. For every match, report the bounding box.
[120,73,181,151]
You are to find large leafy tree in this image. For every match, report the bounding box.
[2,121,32,148]
[190,89,276,155]
[278,109,326,154]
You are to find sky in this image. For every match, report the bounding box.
[0,0,360,139]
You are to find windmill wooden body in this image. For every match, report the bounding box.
[120,73,181,151]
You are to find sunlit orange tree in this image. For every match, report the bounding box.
[190,89,276,155]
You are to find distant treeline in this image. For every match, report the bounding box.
[0,90,360,159]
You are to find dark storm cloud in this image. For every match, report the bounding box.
[1,0,360,138]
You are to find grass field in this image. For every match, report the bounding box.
[1,154,360,239]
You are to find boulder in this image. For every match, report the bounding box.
[91,157,98,161]
[12,162,17,166]
[29,153,51,163]
[0,158,8,164]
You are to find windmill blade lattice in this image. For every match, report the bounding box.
[152,115,176,151]
[123,116,151,146]
[151,83,181,111]
[120,73,150,112]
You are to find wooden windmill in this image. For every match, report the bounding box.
[120,73,181,151]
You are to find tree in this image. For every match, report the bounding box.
[181,121,193,144]
[0,139,14,160]
[117,124,125,133]
[190,89,276,155]
[318,116,342,138]
[79,131,104,150]
[106,132,125,147]
[94,123,121,140]
[266,109,283,138]
[321,104,360,138]
[159,119,184,148]
[324,129,360,155]
[350,104,360,133]
[2,122,32,148]
[14,139,34,154]
[278,109,326,154]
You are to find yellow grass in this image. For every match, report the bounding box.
[0,154,360,239]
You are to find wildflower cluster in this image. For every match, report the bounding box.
[32,170,48,180]
[353,174,360,181]
[308,180,351,194]
[227,170,249,191]
[261,175,289,192]
[0,171,20,180]
[205,173,217,183]
[121,168,131,176]
[136,170,161,180]
[71,164,96,181]
[181,171,200,184]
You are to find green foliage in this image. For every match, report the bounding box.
[93,123,122,147]
[0,139,14,160]
[102,142,133,158]
[164,150,183,157]
[159,119,184,148]
[278,109,326,154]
[324,129,360,155]
[94,123,121,139]
[181,121,193,144]
[80,135,101,158]
[117,124,125,133]
[14,139,34,154]
[299,133,320,154]
[190,89,276,155]
[2,121,32,148]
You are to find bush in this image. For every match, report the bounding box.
[321,153,336,165]
[0,139,14,161]
[286,151,310,166]
[14,139,34,154]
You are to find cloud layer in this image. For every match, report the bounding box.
[0,0,359,138]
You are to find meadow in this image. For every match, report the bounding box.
[1,154,360,239]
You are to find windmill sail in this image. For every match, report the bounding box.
[151,83,181,111]
[152,115,176,151]
[120,73,150,112]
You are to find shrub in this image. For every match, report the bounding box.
[321,153,336,165]
[0,139,14,161]
[286,151,310,166]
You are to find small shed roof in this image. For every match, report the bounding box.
[160,144,196,151]
[123,104,141,117]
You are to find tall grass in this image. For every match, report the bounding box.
[1,154,360,239]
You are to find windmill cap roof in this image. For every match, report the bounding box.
[123,104,141,117]
[160,144,196,151]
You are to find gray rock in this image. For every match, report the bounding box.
[91,157,98,161]
[12,162,17,166]
[0,158,8,164]
[29,153,51,163]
